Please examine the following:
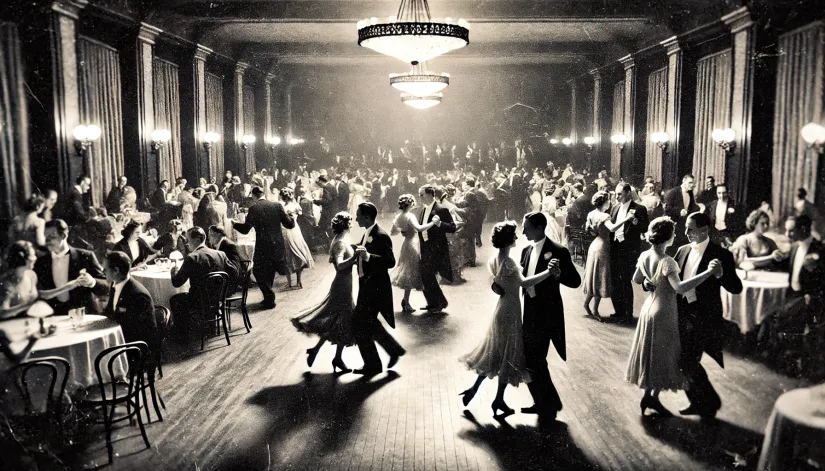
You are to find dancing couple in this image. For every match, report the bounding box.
[292,202,405,376]
[459,213,580,419]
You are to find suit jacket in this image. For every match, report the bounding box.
[64,187,90,226]
[609,200,650,252]
[171,245,239,307]
[233,198,295,269]
[783,239,825,298]
[112,238,156,266]
[356,225,396,327]
[696,187,717,206]
[705,199,745,236]
[520,237,582,361]
[663,187,699,222]
[334,181,350,213]
[218,238,243,268]
[455,189,483,235]
[105,186,126,214]
[105,277,159,358]
[675,240,743,366]
[152,232,188,258]
[566,195,591,230]
[418,201,457,280]
[150,189,167,210]
[313,184,337,225]
[34,246,108,313]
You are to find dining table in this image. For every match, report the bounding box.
[722,269,789,334]
[131,264,189,310]
[758,386,825,470]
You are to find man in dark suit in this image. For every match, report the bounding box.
[673,212,742,417]
[150,180,170,211]
[608,183,650,323]
[35,219,109,316]
[704,184,745,246]
[64,175,91,226]
[663,174,700,252]
[333,175,350,213]
[352,202,405,375]
[520,212,581,419]
[170,227,239,337]
[233,187,295,309]
[695,175,717,207]
[417,185,456,313]
[105,175,129,214]
[455,177,483,267]
[102,251,159,368]
[208,225,243,292]
[565,183,591,231]
[313,176,337,244]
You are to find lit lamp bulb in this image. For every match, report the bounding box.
[549,138,559,145]
[651,132,669,151]
[203,131,220,149]
[241,135,256,149]
[267,136,282,147]
[801,122,825,152]
[562,137,572,146]
[583,136,596,150]
[611,134,628,150]
[151,129,171,150]
[711,128,735,152]
[73,124,101,155]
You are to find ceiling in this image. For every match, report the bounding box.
[140,0,742,73]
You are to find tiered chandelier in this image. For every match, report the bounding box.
[401,93,442,110]
[390,61,450,106]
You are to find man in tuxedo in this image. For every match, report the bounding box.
[663,174,700,252]
[208,225,243,291]
[170,227,239,337]
[417,185,456,313]
[565,183,591,231]
[673,212,742,417]
[105,175,129,214]
[608,183,650,323]
[704,184,744,246]
[35,219,108,316]
[313,175,337,244]
[150,180,170,211]
[352,202,405,375]
[455,177,483,267]
[64,175,91,226]
[102,251,159,367]
[695,175,717,207]
[333,174,350,213]
[233,187,294,309]
[520,212,581,419]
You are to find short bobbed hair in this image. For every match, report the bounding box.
[398,194,415,210]
[5,241,35,269]
[330,212,352,234]
[591,191,609,209]
[491,221,518,249]
[646,216,675,245]
[745,209,771,232]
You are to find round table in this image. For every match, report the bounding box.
[1,315,127,392]
[758,387,825,470]
[132,265,189,309]
[722,269,788,334]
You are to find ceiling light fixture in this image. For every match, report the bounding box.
[357,0,470,65]
[401,92,442,110]
[390,62,450,95]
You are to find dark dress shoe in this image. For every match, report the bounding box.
[522,405,558,420]
[679,404,718,418]
[353,368,381,377]
[259,300,276,309]
[387,352,404,368]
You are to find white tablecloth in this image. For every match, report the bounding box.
[758,387,825,470]
[722,269,788,333]
[132,265,189,309]
[1,315,127,392]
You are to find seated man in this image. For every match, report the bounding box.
[208,225,243,293]
[169,227,238,340]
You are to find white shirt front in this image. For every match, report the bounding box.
[683,237,709,303]
[526,238,546,298]
[128,239,140,261]
[422,202,434,242]
[791,237,812,292]
[615,201,631,242]
[51,246,71,302]
[112,276,130,311]
[361,223,376,244]
[715,200,728,231]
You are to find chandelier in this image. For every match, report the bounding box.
[357,0,470,65]
[390,62,450,95]
[402,93,442,110]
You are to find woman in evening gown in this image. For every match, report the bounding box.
[279,187,315,289]
[1,241,79,320]
[458,221,554,417]
[390,194,437,312]
[582,190,635,320]
[625,216,721,416]
[291,212,359,373]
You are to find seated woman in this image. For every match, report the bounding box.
[112,221,158,268]
[153,219,188,258]
[1,241,79,319]
[730,209,785,270]
[8,194,46,252]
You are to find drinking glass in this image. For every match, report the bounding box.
[69,309,80,329]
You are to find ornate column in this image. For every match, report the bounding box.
[192,45,211,179]
[570,79,578,144]
[620,55,637,179]
[589,69,602,173]
[231,62,250,175]
[261,73,276,169]
[661,36,683,189]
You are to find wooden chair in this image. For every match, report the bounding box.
[6,356,70,439]
[566,225,587,265]
[139,306,170,423]
[226,260,253,333]
[201,271,230,350]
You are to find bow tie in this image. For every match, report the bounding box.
[52,251,69,259]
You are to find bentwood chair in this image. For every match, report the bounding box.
[226,260,253,333]
[138,306,170,423]
[6,356,71,440]
[566,225,587,265]
[201,271,230,350]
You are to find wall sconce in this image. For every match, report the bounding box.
[801,122,825,153]
[610,134,628,151]
[73,124,101,156]
[287,136,305,146]
[583,136,596,151]
[203,131,220,150]
[150,129,171,152]
[241,135,256,149]
[711,128,736,153]
[267,136,282,149]
[650,131,669,151]
[549,138,559,145]
[561,137,572,146]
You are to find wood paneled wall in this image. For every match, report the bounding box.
[645,67,668,182]
[692,50,732,186]
[153,58,183,184]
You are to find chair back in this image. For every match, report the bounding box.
[6,356,70,416]
[153,306,171,375]
[205,271,229,315]
[237,260,252,305]
[94,341,147,404]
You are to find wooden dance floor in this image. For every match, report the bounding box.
[71,219,805,470]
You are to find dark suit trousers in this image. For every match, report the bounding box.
[420,252,448,308]
[611,240,637,318]
[678,300,722,411]
[254,258,277,303]
[355,308,404,371]
[522,309,562,411]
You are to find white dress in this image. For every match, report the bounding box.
[390,212,424,290]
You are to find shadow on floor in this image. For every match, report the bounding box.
[458,411,602,470]
[395,309,458,349]
[212,371,399,470]
[641,416,764,470]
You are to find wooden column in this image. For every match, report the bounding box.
[192,45,212,181]
[620,55,637,179]
[661,36,683,189]
[261,73,276,170]
[589,69,602,173]
[231,62,250,175]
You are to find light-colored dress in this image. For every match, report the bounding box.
[0,270,39,311]
[625,253,686,390]
[460,256,531,386]
[290,239,355,345]
[390,212,424,290]
[582,209,612,297]
[348,183,366,216]
[282,201,315,271]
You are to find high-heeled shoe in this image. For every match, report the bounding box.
[491,399,514,417]
[306,348,319,367]
[332,358,351,373]
[458,387,478,407]
[401,301,414,313]
[640,396,673,416]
